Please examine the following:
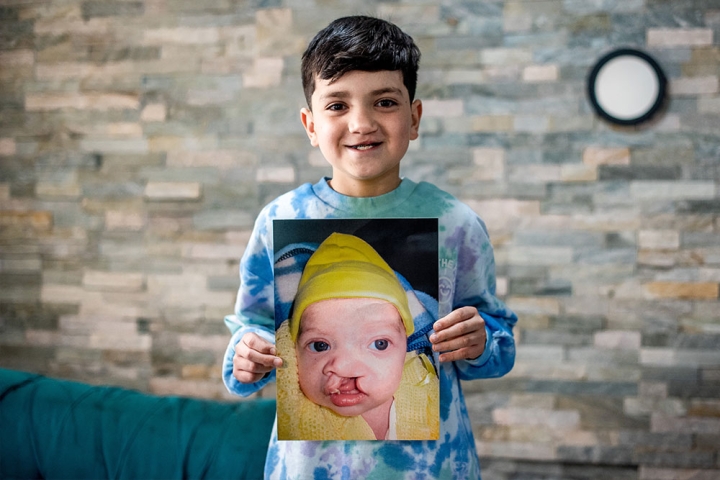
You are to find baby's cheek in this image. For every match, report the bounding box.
[296,356,310,387]
[297,370,313,399]
[298,360,322,398]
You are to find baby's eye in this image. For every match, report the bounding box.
[309,341,330,352]
[371,339,389,351]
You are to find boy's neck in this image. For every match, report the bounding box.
[328,175,401,198]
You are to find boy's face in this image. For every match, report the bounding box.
[295,297,407,418]
[300,70,422,197]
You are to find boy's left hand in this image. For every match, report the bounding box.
[430,306,486,362]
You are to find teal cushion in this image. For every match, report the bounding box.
[0,368,275,479]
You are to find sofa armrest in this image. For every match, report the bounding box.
[0,368,275,480]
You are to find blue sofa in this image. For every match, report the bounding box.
[0,368,275,479]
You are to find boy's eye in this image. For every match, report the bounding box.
[377,99,398,108]
[371,339,389,351]
[326,103,345,111]
[309,341,330,352]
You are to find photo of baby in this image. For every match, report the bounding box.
[273,219,440,441]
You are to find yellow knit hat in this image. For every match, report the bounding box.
[289,232,414,342]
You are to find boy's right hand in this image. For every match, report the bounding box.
[233,332,283,384]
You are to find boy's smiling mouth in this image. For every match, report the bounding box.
[348,142,381,151]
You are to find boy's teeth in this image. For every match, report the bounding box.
[354,144,373,150]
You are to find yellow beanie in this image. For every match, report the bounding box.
[289,232,414,342]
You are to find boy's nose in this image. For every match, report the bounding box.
[348,107,377,135]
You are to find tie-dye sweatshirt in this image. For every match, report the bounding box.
[222,177,517,480]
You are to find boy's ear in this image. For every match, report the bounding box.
[410,99,422,141]
[300,107,319,147]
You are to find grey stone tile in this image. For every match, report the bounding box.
[619,431,694,448]
[675,199,720,214]
[635,451,717,469]
[521,330,593,347]
[556,445,636,465]
[81,1,144,20]
[550,315,606,333]
[598,165,682,181]
[491,379,640,396]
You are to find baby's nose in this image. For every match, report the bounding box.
[323,350,364,377]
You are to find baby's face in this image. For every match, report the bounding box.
[295,297,407,418]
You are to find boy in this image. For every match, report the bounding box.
[223,15,517,479]
[274,232,439,441]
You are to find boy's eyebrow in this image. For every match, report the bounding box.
[318,87,404,101]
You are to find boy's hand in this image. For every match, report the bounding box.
[430,306,487,363]
[233,332,283,384]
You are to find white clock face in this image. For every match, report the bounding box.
[588,49,666,126]
[595,56,660,120]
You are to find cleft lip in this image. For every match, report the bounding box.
[325,376,363,396]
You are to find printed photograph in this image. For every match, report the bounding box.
[273,218,440,441]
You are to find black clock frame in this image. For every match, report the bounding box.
[587,48,668,126]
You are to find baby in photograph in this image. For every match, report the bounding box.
[275,232,439,441]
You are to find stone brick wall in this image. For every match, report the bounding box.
[1,1,718,478]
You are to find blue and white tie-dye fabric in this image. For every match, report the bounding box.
[222,177,517,480]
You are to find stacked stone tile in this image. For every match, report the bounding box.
[0,1,718,478]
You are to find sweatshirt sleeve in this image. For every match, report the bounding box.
[222,211,277,397]
[451,214,517,381]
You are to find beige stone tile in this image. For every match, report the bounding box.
[422,99,464,117]
[523,64,559,82]
[83,271,145,292]
[645,282,719,300]
[472,115,515,132]
[583,147,630,167]
[594,330,641,349]
[143,182,202,200]
[647,28,714,47]
[671,76,719,96]
[256,166,295,183]
[638,230,681,250]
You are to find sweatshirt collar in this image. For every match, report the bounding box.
[312,177,417,215]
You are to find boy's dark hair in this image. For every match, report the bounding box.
[301,16,421,108]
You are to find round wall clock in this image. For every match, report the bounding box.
[587,48,667,126]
